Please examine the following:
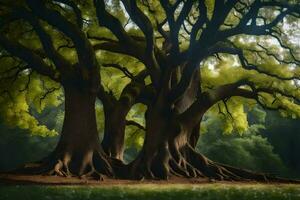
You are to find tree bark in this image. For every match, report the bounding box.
[174,68,201,148]
[100,79,147,161]
[127,105,278,181]
[126,103,172,179]
[20,86,113,179]
[125,70,280,181]
[102,104,129,161]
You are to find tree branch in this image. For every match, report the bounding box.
[218,1,300,40]
[52,0,83,29]
[102,63,135,80]
[0,35,59,81]
[121,0,154,54]
[94,0,161,87]
[190,0,208,45]
[93,0,135,45]
[210,46,300,81]
[93,41,144,61]
[14,8,71,73]
[26,0,97,70]
[126,120,146,131]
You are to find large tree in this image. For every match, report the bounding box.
[0,0,299,181]
[0,0,151,178]
[93,0,300,180]
[0,0,116,178]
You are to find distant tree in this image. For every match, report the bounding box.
[198,116,287,176]
[262,111,300,177]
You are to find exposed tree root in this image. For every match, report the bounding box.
[14,149,114,181]
[10,141,300,183]
[125,143,300,183]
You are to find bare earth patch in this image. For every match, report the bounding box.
[1,173,299,186]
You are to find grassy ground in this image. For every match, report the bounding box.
[1,184,300,200]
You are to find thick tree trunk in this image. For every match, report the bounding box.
[20,87,113,179]
[102,105,129,160]
[126,104,172,179]
[122,67,283,181]
[100,80,146,161]
[125,69,203,179]
[126,99,203,179]
[189,123,201,148]
[174,68,201,148]
[127,100,283,181]
[126,108,269,180]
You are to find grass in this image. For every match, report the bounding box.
[1,183,300,200]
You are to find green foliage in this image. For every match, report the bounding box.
[98,52,145,99]
[0,71,62,136]
[95,100,105,135]
[204,0,215,19]
[261,111,300,178]
[0,124,58,171]
[0,0,299,138]
[200,40,300,133]
[198,116,288,176]
[0,106,62,171]
[124,103,146,161]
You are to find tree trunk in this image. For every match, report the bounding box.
[174,68,201,148]
[126,103,172,179]
[100,80,145,161]
[102,104,129,161]
[125,69,204,179]
[125,67,280,181]
[189,123,201,148]
[21,86,113,179]
[127,105,277,181]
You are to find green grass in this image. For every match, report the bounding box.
[1,184,300,200]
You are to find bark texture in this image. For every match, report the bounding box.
[123,72,288,182]
[126,108,288,182]
[102,104,129,160]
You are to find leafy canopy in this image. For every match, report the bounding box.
[0,0,299,137]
